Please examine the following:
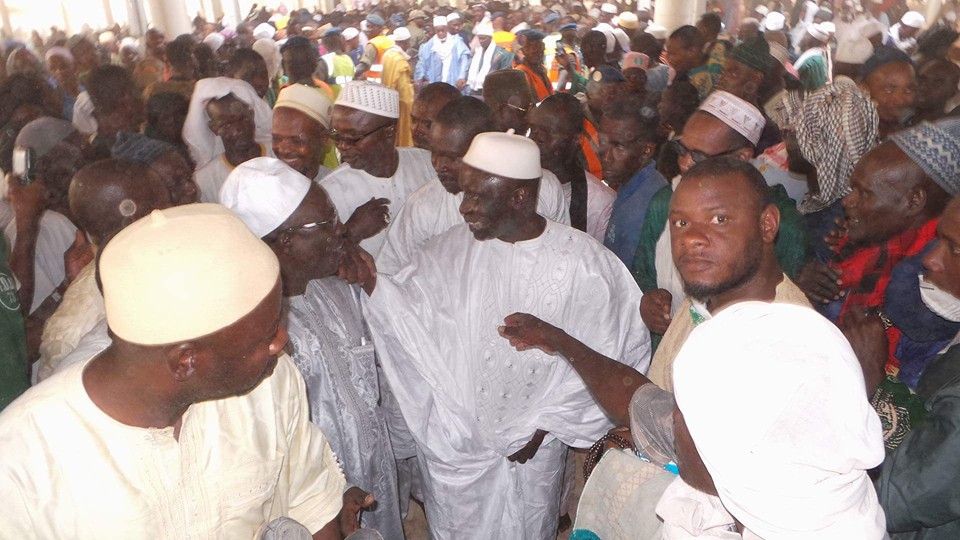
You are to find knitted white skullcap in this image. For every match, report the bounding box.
[461,130,542,180]
[698,90,766,146]
[275,84,334,128]
[100,203,280,345]
[335,80,400,119]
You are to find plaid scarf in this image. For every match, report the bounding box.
[834,218,940,374]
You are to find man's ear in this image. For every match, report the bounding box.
[759,203,781,244]
[511,183,536,209]
[905,185,929,218]
[168,343,199,382]
[733,146,754,162]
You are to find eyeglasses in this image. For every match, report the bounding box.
[505,102,530,114]
[329,123,391,145]
[671,139,744,165]
[275,216,340,238]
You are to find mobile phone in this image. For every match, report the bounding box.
[12,146,34,186]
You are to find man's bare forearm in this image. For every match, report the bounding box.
[552,331,650,426]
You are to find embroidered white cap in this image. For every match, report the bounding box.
[335,80,400,119]
[698,90,766,146]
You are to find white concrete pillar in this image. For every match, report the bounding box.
[146,0,192,36]
[653,0,706,33]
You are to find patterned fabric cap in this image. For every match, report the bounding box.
[335,81,400,119]
[697,90,765,146]
[890,118,960,196]
[729,35,774,73]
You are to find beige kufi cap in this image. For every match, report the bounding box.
[335,80,400,119]
[461,130,541,180]
[275,84,334,128]
[698,90,766,146]
[100,204,280,346]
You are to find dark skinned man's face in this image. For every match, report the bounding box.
[330,105,395,172]
[527,106,580,172]
[272,107,328,180]
[429,122,473,194]
[411,97,452,150]
[669,171,775,300]
[864,62,917,124]
[206,97,255,148]
[598,116,654,189]
[459,166,527,241]
[268,184,345,281]
[842,145,924,245]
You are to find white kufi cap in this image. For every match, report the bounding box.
[600,3,618,15]
[698,90,766,146]
[474,21,494,37]
[99,204,280,346]
[254,22,276,40]
[434,16,448,27]
[901,11,925,28]
[276,83,334,128]
[220,157,313,238]
[335,80,400,119]
[763,11,785,31]
[462,130,541,180]
[342,27,360,40]
[391,27,411,41]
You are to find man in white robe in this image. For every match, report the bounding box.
[347,131,650,539]
[0,204,348,538]
[377,96,570,275]
[220,157,404,538]
[322,81,435,256]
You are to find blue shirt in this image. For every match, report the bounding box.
[604,162,668,267]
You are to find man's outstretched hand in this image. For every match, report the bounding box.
[498,313,563,354]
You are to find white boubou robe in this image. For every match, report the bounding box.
[321,147,435,256]
[363,219,651,539]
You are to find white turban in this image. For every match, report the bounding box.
[473,21,494,37]
[807,22,831,42]
[182,77,274,168]
[220,157,313,238]
[99,204,280,346]
[275,84,334,129]
[253,38,282,79]
[462,131,541,180]
[673,302,886,539]
[254,22,277,40]
[697,90,766,146]
[335,80,400,119]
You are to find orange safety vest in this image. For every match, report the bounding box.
[517,63,554,101]
[366,35,396,83]
[581,118,603,180]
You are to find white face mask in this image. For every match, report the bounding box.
[919,274,960,322]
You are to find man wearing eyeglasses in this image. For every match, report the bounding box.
[321,81,436,257]
[221,157,403,539]
[631,90,808,354]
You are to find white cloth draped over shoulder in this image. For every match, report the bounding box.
[321,147,435,257]
[376,169,571,275]
[363,220,650,539]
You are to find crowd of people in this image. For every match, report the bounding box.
[0,0,959,538]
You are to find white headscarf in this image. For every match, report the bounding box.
[253,38,282,79]
[673,302,887,540]
[182,77,274,168]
